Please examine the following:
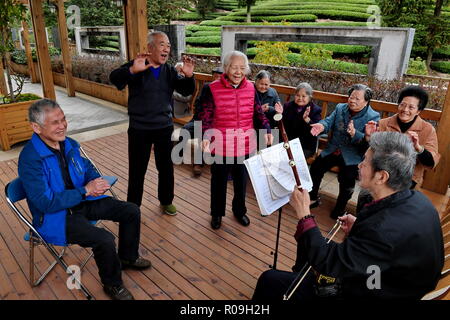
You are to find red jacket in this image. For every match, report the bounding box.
[209,74,257,157]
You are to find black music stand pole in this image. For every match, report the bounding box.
[270,207,283,269]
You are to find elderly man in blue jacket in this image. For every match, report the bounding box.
[308,84,380,220]
[18,99,151,300]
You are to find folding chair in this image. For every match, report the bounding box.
[5,147,118,300]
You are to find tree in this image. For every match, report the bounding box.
[378,0,450,70]
[147,0,189,25]
[238,0,256,23]
[196,0,217,19]
[0,0,27,102]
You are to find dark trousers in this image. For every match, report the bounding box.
[210,159,248,217]
[127,126,174,207]
[252,269,316,301]
[66,197,141,286]
[309,153,359,215]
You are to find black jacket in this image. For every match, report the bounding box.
[283,101,322,155]
[110,62,195,130]
[298,189,444,299]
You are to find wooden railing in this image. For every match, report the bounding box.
[174,72,450,195]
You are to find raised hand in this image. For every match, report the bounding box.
[310,123,324,136]
[129,53,153,74]
[406,131,422,152]
[364,120,378,141]
[181,56,195,77]
[303,106,311,123]
[347,120,356,138]
[274,102,283,114]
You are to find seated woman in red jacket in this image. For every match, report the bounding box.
[199,50,272,230]
[282,82,322,159]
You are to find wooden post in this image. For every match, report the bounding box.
[421,80,450,194]
[21,20,37,83]
[123,0,148,60]
[0,58,7,95]
[29,0,56,100]
[55,0,75,96]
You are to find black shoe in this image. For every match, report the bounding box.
[235,214,250,227]
[309,196,321,209]
[120,257,152,270]
[211,216,222,229]
[103,284,134,300]
[330,210,347,220]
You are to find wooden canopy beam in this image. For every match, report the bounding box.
[55,0,75,96]
[123,0,148,60]
[29,0,55,100]
[21,19,37,83]
[422,80,450,194]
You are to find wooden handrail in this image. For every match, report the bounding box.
[180,72,448,194]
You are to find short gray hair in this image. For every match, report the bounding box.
[222,50,250,75]
[28,99,61,126]
[369,131,416,191]
[255,70,271,82]
[147,31,168,47]
[295,82,313,97]
[348,83,373,103]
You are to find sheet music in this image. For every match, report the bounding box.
[244,138,312,216]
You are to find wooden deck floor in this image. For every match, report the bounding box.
[0,132,447,300]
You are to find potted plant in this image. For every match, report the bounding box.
[0,0,41,151]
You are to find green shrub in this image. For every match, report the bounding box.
[11,47,60,64]
[287,53,368,74]
[185,47,221,55]
[186,36,221,46]
[289,43,370,56]
[1,93,41,104]
[430,61,450,74]
[189,31,221,37]
[433,46,450,59]
[186,25,221,32]
[406,57,428,75]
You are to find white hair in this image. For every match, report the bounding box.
[222,50,250,75]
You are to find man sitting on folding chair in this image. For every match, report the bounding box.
[18,98,151,300]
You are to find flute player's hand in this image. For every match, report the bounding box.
[289,187,311,219]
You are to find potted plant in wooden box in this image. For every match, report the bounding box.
[0,0,41,151]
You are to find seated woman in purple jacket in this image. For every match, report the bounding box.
[282,82,322,159]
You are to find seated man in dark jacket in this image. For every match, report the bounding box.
[18,99,151,300]
[253,131,444,300]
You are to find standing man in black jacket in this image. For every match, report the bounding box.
[253,131,444,300]
[110,31,195,215]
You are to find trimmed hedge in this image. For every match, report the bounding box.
[289,43,370,56]
[220,14,317,22]
[430,61,450,74]
[229,5,370,16]
[178,11,228,21]
[286,53,368,74]
[186,25,221,32]
[189,31,221,37]
[186,36,221,46]
[185,47,221,55]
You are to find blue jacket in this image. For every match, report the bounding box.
[319,103,380,165]
[18,134,106,246]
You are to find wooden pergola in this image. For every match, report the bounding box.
[4,0,450,195]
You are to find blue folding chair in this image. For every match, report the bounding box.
[5,147,118,300]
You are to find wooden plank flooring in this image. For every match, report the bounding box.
[0,131,446,300]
